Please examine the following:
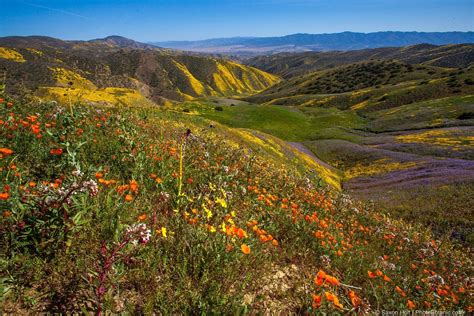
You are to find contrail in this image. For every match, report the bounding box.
[20,1,88,19]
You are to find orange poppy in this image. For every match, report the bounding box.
[50,148,63,155]
[348,290,361,307]
[241,244,251,254]
[124,194,133,202]
[0,148,13,156]
[138,213,147,221]
[367,270,377,278]
[129,180,139,192]
[395,286,406,297]
[312,294,322,308]
[324,291,343,309]
[0,192,9,200]
[407,300,416,309]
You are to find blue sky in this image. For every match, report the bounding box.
[0,0,472,41]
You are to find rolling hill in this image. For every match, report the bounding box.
[153,31,474,56]
[246,44,474,78]
[245,60,474,111]
[1,33,473,314]
[0,36,280,105]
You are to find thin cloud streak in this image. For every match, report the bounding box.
[20,1,89,19]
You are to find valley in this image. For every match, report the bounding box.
[1,37,473,243]
[1,35,473,313]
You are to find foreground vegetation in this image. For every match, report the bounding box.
[1,97,472,313]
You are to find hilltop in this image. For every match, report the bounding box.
[0,36,279,105]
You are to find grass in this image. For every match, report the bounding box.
[1,97,472,313]
[367,95,474,132]
[358,182,474,245]
[177,101,366,142]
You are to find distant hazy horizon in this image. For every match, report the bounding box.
[1,0,473,42]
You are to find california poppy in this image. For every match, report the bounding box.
[407,300,416,309]
[0,148,14,156]
[367,270,377,278]
[241,244,251,254]
[312,294,321,308]
[324,291,343,309]
[124,194,133,202]
[348,290,361,308]
[50,148,63,155]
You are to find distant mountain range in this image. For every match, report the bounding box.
[152,31,474,56]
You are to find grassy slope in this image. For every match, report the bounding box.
[1,98,472,313]
[187,93,474,244]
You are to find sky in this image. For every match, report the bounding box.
[0,0,473,41]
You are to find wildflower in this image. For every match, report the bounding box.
[3,210,11,218]
[367,270,377,278]
[129,180,139,192]
[324,291,343,309]
[95,172,104,179]
[226,244,234,252]
[138,214,147,221]
[349,290,361,308]
[241,244,251,254]
[312,294,322,308]
[0,192,9,200]
[376,269,383,277]
[383,275,392,282]
[29,182,36,187]
[124,194,133,202]
[155,177,163,184]
[50,148,63,155]
[83,180,99,197]
[216,197,227,208]
[0,148,14,156]
[126,223,151,245]
[407,300,416,309]
[395,286,406,297]
[161,227,167,238]
[315,269,339,286]
[7,102,13,108]
[207,225,216,233]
